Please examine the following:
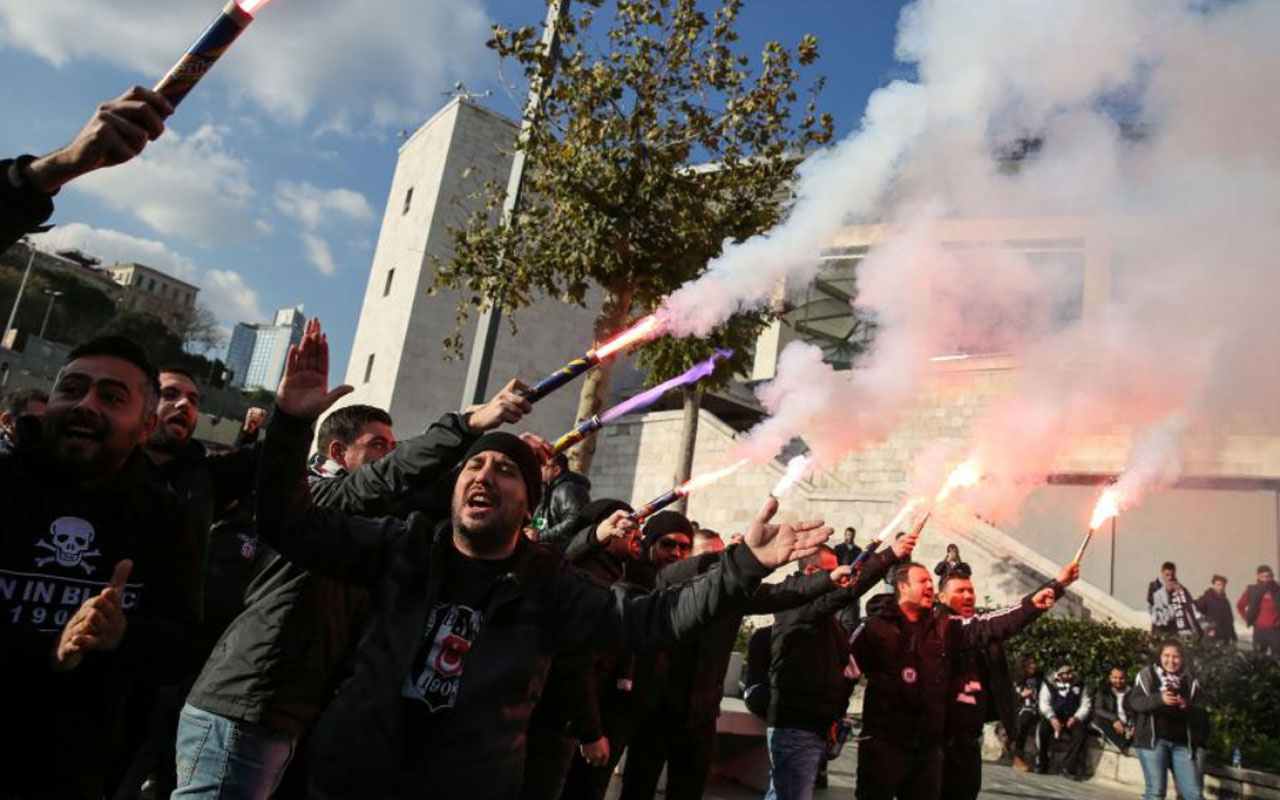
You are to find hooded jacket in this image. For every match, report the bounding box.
[535,470,592,545]
[851,589,1054,748]
[0,440,202,798]
[765,550,899,735]
[187,411,475,734]
[1126,664,1208,749]
[254,409,773,799]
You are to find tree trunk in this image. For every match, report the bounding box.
[672,383,703,514]
[568,281,635,476]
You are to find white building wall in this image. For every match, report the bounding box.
[339,98,597,439]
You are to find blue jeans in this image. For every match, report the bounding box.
[171,704,298,800]
[1136,740,1203,800]
[765,727,827,800]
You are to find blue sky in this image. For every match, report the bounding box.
[0,0,909,373]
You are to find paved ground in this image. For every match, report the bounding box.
[608,751,1141,799]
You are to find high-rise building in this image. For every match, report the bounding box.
[226,307,306,391]
[338,98,596,438]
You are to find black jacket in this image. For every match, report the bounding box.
[254,409,773,799]
[1,156,55,253]
[187,411,475,734]
[1092,685,1131,730]
[936,604,1018,740]
[766,550,898,735]
[535,470,592,545]
[834,542,862,566]
[1127,665,1208,749]
[934,557,972,578]
[0,442,202,798]
[1194,589,1236,641]
[657,550,846,728]
[852,590,1052,748]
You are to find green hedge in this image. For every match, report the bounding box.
[1006,616,1280,772]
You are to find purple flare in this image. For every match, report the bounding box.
[600,349,732,423]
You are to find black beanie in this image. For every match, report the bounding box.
[642,510,694,549]
[462,432,542,511]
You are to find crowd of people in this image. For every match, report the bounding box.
[0,88,1258,800]
[1146,560,1280,653]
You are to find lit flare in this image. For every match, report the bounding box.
[935,457,983,503]
[771,454,811,498]
[594,314,665,360]
[1089,487,1122,530]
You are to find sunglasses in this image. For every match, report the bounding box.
[656,537,692,553]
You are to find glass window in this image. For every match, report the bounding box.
[402,186,414,215]
[383,269,395,297]
[364,353,375,383]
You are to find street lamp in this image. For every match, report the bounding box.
[38,290,63,340]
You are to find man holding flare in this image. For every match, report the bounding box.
[246,320,836,799]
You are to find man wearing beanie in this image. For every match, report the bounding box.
[250,323,834,800]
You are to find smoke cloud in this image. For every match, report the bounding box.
[662,0,1280,517]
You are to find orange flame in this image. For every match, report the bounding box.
[236,0,272,15]
[677,459,748,496]
[1089,487,1122,530]
[935,457,983,503]
[593,314,664,360]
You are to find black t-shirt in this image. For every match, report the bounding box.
[402,545,516,721]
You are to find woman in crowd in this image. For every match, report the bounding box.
[1126,640,1209,800]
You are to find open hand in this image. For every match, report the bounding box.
[466,379,534,433]
[54,559,133,671]
[27,87,173,194]
[276,319,353,421]
[744,497,832,569]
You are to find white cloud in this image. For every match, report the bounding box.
[275,181,373,229]
[0,0,492,128]
[300,232,337,277]
[275,181,373,276]
[69,124,258,245]
[31,223,265,326]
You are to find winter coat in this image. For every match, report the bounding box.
[936,605,1018,740]
[253,409,773,799]
[766,550,899,735]
[851,588,1054,748]
[1126,664,1208,750]
[658,551,850,728]
[534,470,592,545]
[1194,589,1237,641]
[0,440,202,798]
[187,412,475,734]
[1,156,55,253]
[1092,686,1131,729]
[1239,582,1280,629]
[934,557,972,578]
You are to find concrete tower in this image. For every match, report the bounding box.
[340,98,596,439]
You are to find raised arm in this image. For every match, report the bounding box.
[254,319,402,586]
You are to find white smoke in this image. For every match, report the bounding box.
[664,0,1280,516]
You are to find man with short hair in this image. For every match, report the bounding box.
[1195,574,1236,643]
[241,323,833,798]
[851,561,1073,800]
[0,335,202,798]
[1091,667,1134,753]
[692,527,725,556]
[834,526,861,566]
[764,536,917,800]
[533,450,591,546]
[178,320,539,799]
[1149,561,1178,631]
[1237,564,1280,655]
[1037,664,1092,778]
[0,386,47,453]
[936,568,1074,800]
[118,368,265,797]
[1150,562,1201,638]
